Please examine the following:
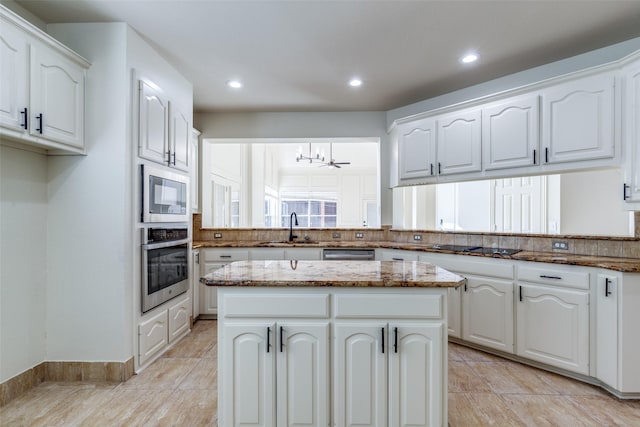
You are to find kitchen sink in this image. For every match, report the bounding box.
[431,244,520,256]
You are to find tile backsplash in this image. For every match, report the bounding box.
[193,213,640,259]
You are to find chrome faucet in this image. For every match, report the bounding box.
[289,212,299,242]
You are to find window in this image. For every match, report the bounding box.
[281,198,337,228]
[264,195,278,227]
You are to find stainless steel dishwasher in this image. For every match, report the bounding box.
[322,248,375,261]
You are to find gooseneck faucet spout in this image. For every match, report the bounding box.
[289,212,299,242]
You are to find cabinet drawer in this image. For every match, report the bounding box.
[335,293,443,319]
[222,293,330,318]
[139,310,168,365]
[518,264,589,289]
[203,248,249,262]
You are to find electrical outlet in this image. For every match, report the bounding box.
[413,234,422,241]
[552,240,569,250]
[355,232,364,238]
[214,233,222,239]
[332,232,341,239]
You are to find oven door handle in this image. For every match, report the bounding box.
[142,238,191,250]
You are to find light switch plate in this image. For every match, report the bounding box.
[214,233,222,239]
[413,234,422,241]
[355,232,364,238]
[332,232,341,239]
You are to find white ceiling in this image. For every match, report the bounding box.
[14,0,640,113]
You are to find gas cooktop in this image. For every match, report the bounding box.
[431,244,520,256]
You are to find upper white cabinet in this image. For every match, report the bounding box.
[541,72,615,164]
[436,108,482,175]
[138,79,169,165]
[0,6,89,153]
[482,95,539,170]
[398,118,436,180]
[138,78,191,171]
[623,58,640,203]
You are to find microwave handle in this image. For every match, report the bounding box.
[142,238,190,250]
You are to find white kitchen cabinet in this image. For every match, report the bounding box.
[168,295,190,343]
[221,322,276,426]
[0,7,88,153]
[462,275,514,353]
[436,107,482,175]
[623,59,640,203]
[482,95,540,170]
[138,309,169,366]
[276,322,330,427]
[516,282,589,375]
[0,13,29,132]
[250,248,285,260]
[398,118,437,181]
[389,322,444,427]
[200,248,249,317]
[334,322,388,427]
[284,248,322,260]
[138,78,169,165]
[191,250,200,320]
[169,103,190,171]
[190,128,200,210]
[541,72,615,165]
[596,272,618,389]
[446,287,462,338]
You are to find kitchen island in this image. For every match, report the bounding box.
[202,260,465,427]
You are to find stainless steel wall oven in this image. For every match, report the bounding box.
[141,226,189,312]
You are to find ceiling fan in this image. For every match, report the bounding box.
[321,143,351,169]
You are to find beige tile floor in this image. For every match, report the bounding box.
[2,319,639,426]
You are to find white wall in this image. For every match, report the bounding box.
[0,146,48,383]
[560,169,630,236]
[46,23,132,362]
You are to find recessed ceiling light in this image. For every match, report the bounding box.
[227,80,243,89]
[349,78,363,87]
[461,53,478,64]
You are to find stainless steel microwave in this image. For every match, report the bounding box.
[141,164,189,223]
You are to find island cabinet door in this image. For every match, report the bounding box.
[389,323,444,427]
[220,322,276,427]
[334,322,388,427]
[276,322,330,427]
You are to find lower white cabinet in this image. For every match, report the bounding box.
[168,296,190,343]
[219,288,448,427]
[138,295,190,366]
[462,275,514,353]
[516,283,589,374]
[138,310,168,366]
[446,287,462,338]
[596,272,618,389]
[200,248,249,317]
[191,250,200,319]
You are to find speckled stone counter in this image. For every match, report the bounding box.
[201,260,465,288]
[193,240,640,272]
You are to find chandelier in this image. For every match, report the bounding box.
[295,143,325,164]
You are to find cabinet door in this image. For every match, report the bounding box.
[277,322,329,427]
[191,250,200,319]
[516,283,589,374]
[398,118,437,180]
[169,103,190,171]
[334,322,387,427]
[191,128,200,210]
[138,79,169,165]
[447,287,462,338]
[138,310,168,366]
[200,262,226,316]
[221,322,276,427]
[30,41,85,148]
[168,296,190,343]
[596,274,618,389]
[462,276,514,353]
[624,62,640,202]
[389,322,444,427]
[437,108,482,175]
[0,17,29,132]
[541,73,614,164]
[483,95,539,170]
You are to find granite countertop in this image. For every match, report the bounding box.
[200,260,466,288]
[192,240,640,272]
